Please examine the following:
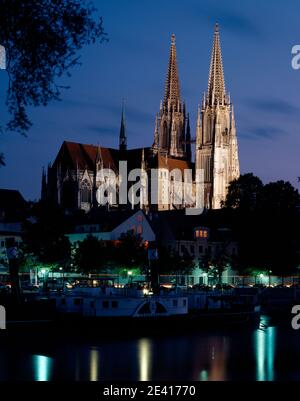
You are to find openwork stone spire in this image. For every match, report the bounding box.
[119,102,127,152]
[164,34,181,108]
[207,23,226,105]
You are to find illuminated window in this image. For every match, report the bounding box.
[195,228,209,238]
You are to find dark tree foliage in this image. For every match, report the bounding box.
[222,173,263,210]
[116,231,148,269]
[0,0,107,163]
[22,201,71,267]
[157,245,195,275]
[223,174,300,274]
[73,235,106,274]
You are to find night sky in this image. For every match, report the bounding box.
[1,0,300,200]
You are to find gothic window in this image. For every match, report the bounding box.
[61,180,77,209]
[81,179,91,203]
[205,115,212,143]
[162,121,168,149]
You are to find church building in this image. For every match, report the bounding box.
[42,24,239,212]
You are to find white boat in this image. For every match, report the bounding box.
[47,286,188,318]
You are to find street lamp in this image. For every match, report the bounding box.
[268,270,272,287]
[127,270,133,285]
[59,267,64,290]
[259,273,264,285]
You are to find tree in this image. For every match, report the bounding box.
[0,0,107,164]
[223,175,300,275]
[73,235,105,274]
[261,180,300,211]
[116,231,148,270]
[157,245,195,276]
[209,248,232,284]
[223,173,263,210]
[22,201,71,269]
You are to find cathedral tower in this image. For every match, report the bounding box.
[196,23,240,209]
[119,103,127,153]
[152,34,189,160]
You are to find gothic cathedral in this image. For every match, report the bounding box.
[42,24,240,212]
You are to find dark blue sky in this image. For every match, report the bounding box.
[1,0,300,200]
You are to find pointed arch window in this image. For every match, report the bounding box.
[162,121,168,149]
[81,179,91,203]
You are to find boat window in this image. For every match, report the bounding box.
[173,299,178,307]
[183,299,187,307]
[102,300,109,308]
[74,298,82,306]
[112,301,118,308]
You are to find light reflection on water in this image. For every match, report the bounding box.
[138,338,152,381]
[255,316,276,381]
[33,355,53,382]
[1,316,298,381]
[89,348,99,382]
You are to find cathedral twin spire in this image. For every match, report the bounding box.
[196,23,240,209]
[153,33,187,159]
[206,23,227,106]
[152,23,240,209]
[164,34,181,109]
[153,24,230,162]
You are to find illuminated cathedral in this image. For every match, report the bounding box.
[42,24,239,212]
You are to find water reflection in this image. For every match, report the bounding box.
[0,316,290,381]
[254,317,276,381]
[138,338,152,381]
[33,355,53,381]
[89,349,99,381]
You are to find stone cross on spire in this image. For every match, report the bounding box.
[207,23,226,106]
[164,34,181,109]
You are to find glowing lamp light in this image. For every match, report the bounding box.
[128,271,133,276]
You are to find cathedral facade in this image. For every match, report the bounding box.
[195,24,239,209]
[43,24,239,212]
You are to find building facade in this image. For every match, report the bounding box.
[43,24,239,212]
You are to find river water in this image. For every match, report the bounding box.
[0,316,299,381]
